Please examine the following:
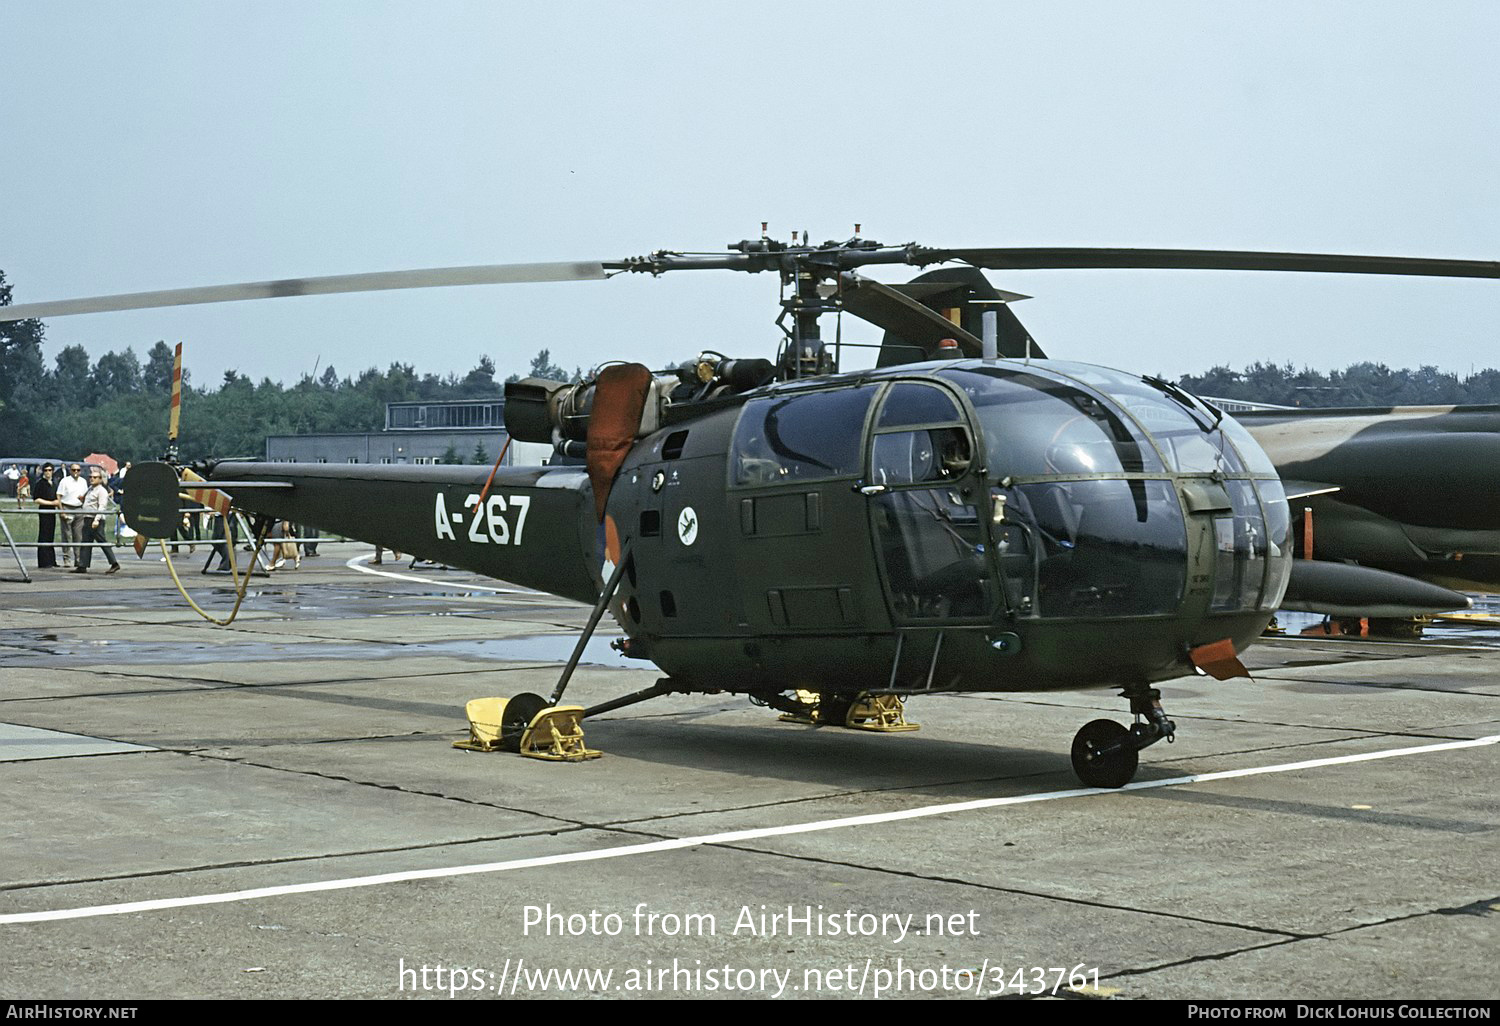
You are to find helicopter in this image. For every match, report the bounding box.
[2,232,1491,787]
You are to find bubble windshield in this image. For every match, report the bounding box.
[1042,361,1251,473]
[937,366,1162,476]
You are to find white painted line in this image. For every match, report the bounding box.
[0,723,155,763]
[344,553,536,595]
[4,733,1495,925]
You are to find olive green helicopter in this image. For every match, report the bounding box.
[4,233,1492,785]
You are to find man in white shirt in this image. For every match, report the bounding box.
[72,468,120,574]
[55,463,89,568]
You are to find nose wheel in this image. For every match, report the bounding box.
[1071,719,1139,788]
[1069,685,1175,788]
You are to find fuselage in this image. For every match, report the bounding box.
[213,358,1292,696]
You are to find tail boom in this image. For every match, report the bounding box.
[206,461,602,603]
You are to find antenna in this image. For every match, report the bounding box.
[970,299,1005,362]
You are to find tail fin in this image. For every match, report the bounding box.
[847,266,1044,366]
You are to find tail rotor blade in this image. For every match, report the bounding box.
[169,342,183,446]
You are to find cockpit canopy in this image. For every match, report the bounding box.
[728,359,1291,620]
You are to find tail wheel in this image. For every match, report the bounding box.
[1071,719,1138,788]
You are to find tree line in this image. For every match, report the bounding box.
[1176,361,1500,408]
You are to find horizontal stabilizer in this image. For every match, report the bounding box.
[188,480,293,489]
[1281,560,1471,618]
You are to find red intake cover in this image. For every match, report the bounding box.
[586,363,654,522]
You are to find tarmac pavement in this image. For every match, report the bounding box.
[0,546,1494,1000]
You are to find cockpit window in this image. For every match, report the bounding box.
[938,366,1162,476]
[731,384,879,486]
[1211,481,1268,612]
[870,427,972,487]
[1007,479,1187,617]
[1219,414,1279,476]
[876,382,964,428]
[1045,362,1247,474]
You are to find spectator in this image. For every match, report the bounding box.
[31,464,60,569]
[202,512,239,574]
[71,468,120,575]
[56,463,88,568]
[270,521,300,570]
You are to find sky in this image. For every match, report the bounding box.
[4,2,1498,389]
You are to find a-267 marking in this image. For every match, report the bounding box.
[433,492,531,546]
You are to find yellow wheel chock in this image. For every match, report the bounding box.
[777,691,919,733]
[453,696,601,761]
[776,689,824,726]
[454,697,511,752]
[845,692,920,732]
[517,706,601,761]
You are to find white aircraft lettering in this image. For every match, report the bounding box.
[440,492,532,547]
[510,495,531,544]
[486,494,510,545]
[464,493,488,544]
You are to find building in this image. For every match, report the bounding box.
[1199,396,1295,413]
[265,397,515,466]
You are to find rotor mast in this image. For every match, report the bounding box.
[605,227,921,379]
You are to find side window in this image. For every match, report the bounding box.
[1010,479,1187,617]
[869,383,974,487]
[1211,480,1269,612]
[877,382,964,428]
[731,385,879,487]
[870,427,972,486]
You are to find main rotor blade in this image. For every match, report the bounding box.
[926,248,1500,279]
[0,261,609,323]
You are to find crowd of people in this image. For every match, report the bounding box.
[6,460,319,575]
[12,461,123,573]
